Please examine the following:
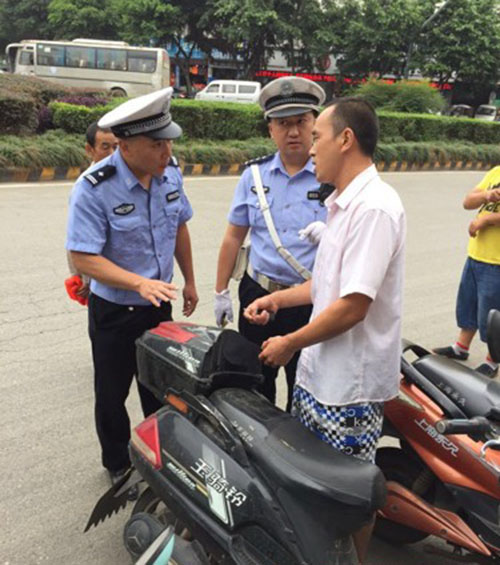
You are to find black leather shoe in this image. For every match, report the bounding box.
[432,345,469,361]
[475,363,499,379]
[108,467,139,501]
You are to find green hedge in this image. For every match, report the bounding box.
[379,112,500,144]
[0,130,87,168]
[0,74,108,134]
[170,100,267,140]
[0,91,38,135]
[50,102,109,133]
[1,131,499,169]
[49,98,268,140]
[48,98,500,144]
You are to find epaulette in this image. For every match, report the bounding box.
[84,165,117,187]
[319,183,335,203]
[244,153,274,167]
[168,156,179,167]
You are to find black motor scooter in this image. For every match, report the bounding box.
[86,322,387,564]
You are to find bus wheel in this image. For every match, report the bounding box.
[111,87,127,97]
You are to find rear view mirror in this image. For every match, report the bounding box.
[487,310,500,363]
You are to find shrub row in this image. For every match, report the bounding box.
[48,98,500,144]
[0,74,107,135]
[1,132,499,169]
[356,79,446,114]
[378,112,500,144]
[49,98,267,139]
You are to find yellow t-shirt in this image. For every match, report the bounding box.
[468,166,500,265]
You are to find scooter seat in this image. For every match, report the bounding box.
[210,388,386,534]
[413,354,500,419]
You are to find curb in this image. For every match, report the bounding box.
[0,160,494,183]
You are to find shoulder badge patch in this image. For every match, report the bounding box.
[244,153,274,167]
[113,203,135,216]
[84,165,117,187]
[166,190,180,202]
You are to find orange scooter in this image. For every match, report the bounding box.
[375,310,500,562]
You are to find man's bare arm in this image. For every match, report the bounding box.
[215,224,249,292]
[174,223,196,286]
[287,293,372,350]
[174,223,198,316]
[258,293,372,367]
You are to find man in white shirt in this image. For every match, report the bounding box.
[244,97,406,564]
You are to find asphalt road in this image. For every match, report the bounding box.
[0,170,491,565]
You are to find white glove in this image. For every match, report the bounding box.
[298,221,327,245]
[214,289,234,327]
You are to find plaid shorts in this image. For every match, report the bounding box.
[291,386,384,463]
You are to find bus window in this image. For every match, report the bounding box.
[96,48,126,71]
[19,49,34,66]
[37,43,65,66]
[127,50,157,73]
[66,46,96,68]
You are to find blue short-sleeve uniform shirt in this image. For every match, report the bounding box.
[66,149,193,305]
[228,152,326,286]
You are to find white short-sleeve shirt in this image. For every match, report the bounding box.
[296,164,406,406]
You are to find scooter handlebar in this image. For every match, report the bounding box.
[435,416,493,436]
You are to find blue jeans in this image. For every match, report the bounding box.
[456,257,500,342]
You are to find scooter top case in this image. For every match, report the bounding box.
[136,321,263,400]
[131,387,386,565]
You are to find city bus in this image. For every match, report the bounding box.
[5,39,170,97]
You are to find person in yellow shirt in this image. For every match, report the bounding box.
[434,166,500,377]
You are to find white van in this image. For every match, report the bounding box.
[195,80,261,104]
[474,104,498,122]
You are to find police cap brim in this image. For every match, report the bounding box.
[267,105,318,119]
[144,120,183,140]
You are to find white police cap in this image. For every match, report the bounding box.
[98,87,182,139]
[259,77,326,119]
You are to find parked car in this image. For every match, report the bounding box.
[448,104,474,118]
[195,80,261,104]
[474,104,498,122]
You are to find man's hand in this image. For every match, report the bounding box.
[182,283,198,317]
[298,221,326,244]
[244,295,279,325]
[215,289,234,327]
[76,281,90,299]
[137,279,178,307]
[259,335,295,367]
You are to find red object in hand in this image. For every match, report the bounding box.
[64,275,88,306]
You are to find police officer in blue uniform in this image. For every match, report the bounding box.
[215,77,326,410]
[66,88,198,495]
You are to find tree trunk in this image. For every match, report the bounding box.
[174,37,195,97]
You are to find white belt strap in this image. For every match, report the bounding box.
[250,164,311,280]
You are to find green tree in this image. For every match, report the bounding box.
[47,0,119,40]
[0,0,52,53]
[417,0,500,93]
[118,0,228,95]
[207,0,282,79]
[270,0,326,73]
[331,0,427,79]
